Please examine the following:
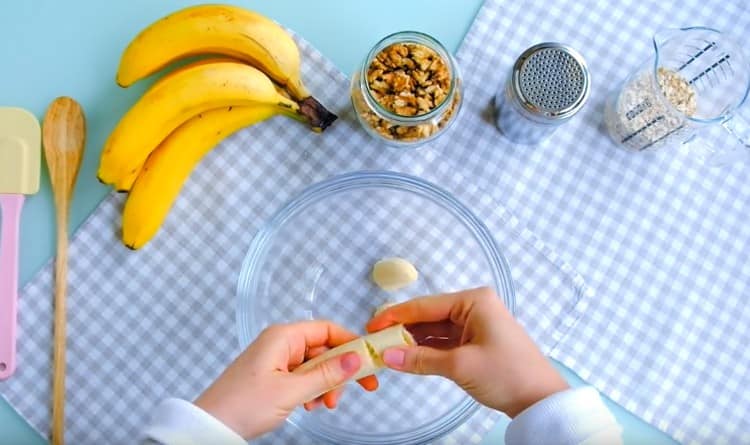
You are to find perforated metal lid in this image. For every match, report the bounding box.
[511,43,590,120]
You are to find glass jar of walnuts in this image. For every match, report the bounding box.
[351,31,463,148]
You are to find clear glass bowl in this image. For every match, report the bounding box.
[237,171,515,444]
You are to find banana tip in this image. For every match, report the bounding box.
[115,73,131,88]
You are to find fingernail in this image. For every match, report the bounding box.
[383,348,406,367]
[341,352,361,373]
[305,400,322,411]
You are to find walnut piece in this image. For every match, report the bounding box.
[367,43,450,117]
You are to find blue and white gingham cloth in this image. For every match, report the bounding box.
[2,1,749,444]
[433,1,750,444]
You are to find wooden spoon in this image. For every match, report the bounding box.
[42,97,86,445]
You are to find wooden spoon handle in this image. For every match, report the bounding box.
[51,220,68,445]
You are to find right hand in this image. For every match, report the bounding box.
[366,287,569,417]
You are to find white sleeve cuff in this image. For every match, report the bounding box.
[142,398,247,445]
[505,387,623,445]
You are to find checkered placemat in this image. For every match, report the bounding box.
[0,24,586,445]
[428,1,749,444]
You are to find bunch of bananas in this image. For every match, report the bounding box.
[98,4,337,249]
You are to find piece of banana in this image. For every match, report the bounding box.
[98,60,300,188]
[293,324,415,398]
[116,4,336,128]
[121,105,285,249]
[372,257,419,291]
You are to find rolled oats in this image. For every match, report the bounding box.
[656,67,697,116]
[605,67,698,151]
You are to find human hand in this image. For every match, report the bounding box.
[366,287,568,417]
[194,321,379,439]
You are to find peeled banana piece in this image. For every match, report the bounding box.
[294,324,415,397]
[372,257,419,291]
[98,60,299,188]
[121,105,284,249]
[116,4,336,129]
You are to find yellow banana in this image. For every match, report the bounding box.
[114,83,304,192]
[116,4,336,128]
[98,60,301,188]
[122,105,281,249]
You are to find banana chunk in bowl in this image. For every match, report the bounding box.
[371,257,418,291]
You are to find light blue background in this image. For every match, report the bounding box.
[0,1,677,444]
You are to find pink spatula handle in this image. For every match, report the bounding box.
[0,193,24,380]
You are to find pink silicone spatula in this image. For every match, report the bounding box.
[0,107,41,380]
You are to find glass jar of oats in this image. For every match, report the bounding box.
[351,31,463,148]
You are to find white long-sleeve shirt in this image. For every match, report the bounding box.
[143,386,622,445]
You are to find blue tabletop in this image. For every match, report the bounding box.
[0,1,676,443]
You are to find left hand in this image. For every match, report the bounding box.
[194,321,379,439]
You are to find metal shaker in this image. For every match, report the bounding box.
[495,42,590,145]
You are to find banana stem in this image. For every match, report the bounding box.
[298,96,337,131]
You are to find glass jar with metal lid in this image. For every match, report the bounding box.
[495,42,590,145]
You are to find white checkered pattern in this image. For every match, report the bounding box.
[0,19,585,445]
[431,1,750,444]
